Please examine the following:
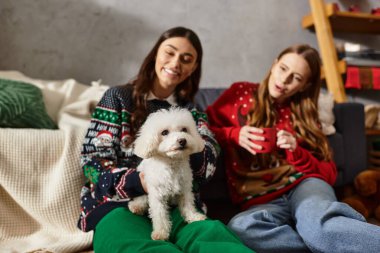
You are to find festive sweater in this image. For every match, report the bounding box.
[206,82,337,210]
[78,85,220,232]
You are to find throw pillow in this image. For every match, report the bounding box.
[318,91,336,135]
[0,78,57,129]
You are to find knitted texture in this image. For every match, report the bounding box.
[0,128,92,253]
[0,70,109,253]
[78,85,220,232]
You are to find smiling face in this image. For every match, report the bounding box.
[153,37,198,98]
[268,53,311,104]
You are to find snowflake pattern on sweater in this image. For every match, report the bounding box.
[78,85,220,232]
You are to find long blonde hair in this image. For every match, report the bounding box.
[248,44,332,161]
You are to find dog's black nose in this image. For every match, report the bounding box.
[178,138,187,148]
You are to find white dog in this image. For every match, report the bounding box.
[128,107,207,240]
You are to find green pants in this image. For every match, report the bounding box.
[94,207,254,253]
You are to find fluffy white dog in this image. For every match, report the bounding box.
[128,107,207,240]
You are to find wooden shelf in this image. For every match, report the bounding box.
[302,3,380,34]
[370,150,380,158]
[321,60,346,79]
[366,128,380,136]
[302,0,380,103]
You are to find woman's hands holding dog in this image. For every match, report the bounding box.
[239,126,297,154]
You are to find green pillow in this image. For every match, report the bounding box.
[0,78,57,129]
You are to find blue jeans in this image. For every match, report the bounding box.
[228,178,380,253]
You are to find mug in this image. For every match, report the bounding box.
[252,127,277,153]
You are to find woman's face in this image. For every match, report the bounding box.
[154,37,198,98]
[268,53,311,104]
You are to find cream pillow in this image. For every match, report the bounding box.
[318,92,336,135]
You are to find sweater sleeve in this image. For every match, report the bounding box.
[189,107,221,185]
[206,82,254,147]
[285,145,337,186]
[80,87,145,203]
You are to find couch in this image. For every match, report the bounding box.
[195,88,368,224]
[0,72,368,252]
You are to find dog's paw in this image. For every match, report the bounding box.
[128,201,146,215]
[185,212,207,223]
[151,230,170,241]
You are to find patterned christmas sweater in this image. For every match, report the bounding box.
[206,82,337,210]
[78,85,220,232]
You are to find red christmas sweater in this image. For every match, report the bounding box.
[206,82,337,210]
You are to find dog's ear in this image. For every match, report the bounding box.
[133,132,157,159]
[133,130,158,159]
[182,108,205,153]
[187,123,205,153]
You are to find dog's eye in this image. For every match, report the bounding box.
[161,129,169,136]
[181,127,188,133]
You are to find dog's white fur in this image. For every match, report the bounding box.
[128,107,207,240]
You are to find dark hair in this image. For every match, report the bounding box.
[249,44,332,161]
[128,26,203,138]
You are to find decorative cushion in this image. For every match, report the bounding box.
[0,78,57,129]
[318,91,336,135]
[364,104,380,129]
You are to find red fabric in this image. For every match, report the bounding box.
[348,5,360,12]
[345,66,361,89]
[345,66,380,90]
[371,7,380,15]
[206,82,337,208]
[372,68,380,90]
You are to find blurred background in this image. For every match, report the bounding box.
[1,0,379,103]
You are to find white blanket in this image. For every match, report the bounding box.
[0,71,109,253]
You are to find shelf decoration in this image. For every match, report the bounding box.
[345,66,380,90]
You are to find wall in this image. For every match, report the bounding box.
[0,0,379,103]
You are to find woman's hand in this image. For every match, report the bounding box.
[239,126,265,155]
[139,172,148,193]
[277,130,297,152]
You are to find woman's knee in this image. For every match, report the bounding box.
[292,178,336,204]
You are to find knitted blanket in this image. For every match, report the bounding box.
[0,71,109,253]
[0,128,92,253]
